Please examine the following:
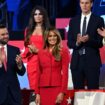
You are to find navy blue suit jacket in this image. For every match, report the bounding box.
[0,44,26,104]
[67,13,104,70]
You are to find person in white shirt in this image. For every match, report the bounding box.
[0,24,26,105]
[67,0,104,89]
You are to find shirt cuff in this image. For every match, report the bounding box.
[103,37,105,45]
[76,42,80,46]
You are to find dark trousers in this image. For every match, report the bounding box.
[71,55,100,89]
[0,87,22,105]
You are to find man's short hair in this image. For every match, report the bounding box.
[0,24,6,28]
[80,0,93,3]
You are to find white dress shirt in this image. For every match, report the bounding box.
[80,12,92,35]
[0,44,7,57]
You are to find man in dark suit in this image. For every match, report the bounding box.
[67,0,104,89]
[0,24,26,105]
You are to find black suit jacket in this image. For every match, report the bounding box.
[67,13,104,70]
[0,44,26,104]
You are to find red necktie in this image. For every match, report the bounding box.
[1,47,7,71]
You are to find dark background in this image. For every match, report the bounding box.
[0,0,105,40]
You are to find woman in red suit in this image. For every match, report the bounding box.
[35,27,70,105]
[21,6,50,92]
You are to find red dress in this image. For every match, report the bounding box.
[22,35,44,91]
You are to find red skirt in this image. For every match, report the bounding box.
[40,87,66,105]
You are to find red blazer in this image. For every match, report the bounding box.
[36,47,70,94]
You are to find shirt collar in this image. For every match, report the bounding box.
[82,12,92,18]
[0,44,7,49]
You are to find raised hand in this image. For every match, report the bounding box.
[28,43,39,54]
[97,27,105,37]
[16,54,22,69]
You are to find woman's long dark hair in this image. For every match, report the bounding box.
[24,6,50,46]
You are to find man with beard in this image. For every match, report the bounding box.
[0,24,26,105]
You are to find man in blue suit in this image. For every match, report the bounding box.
[67,0,104,89]
[0,24,26,105]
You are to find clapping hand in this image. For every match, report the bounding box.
[82,35,89,42]
[16,54,22,69]
[76,34,89,45]
[28,43,39,54]
[97,27,105,37]
[76,33,83,45]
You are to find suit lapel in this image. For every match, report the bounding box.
[86,14,94,34]
[77,15,81,34]
[7,45,11,68]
